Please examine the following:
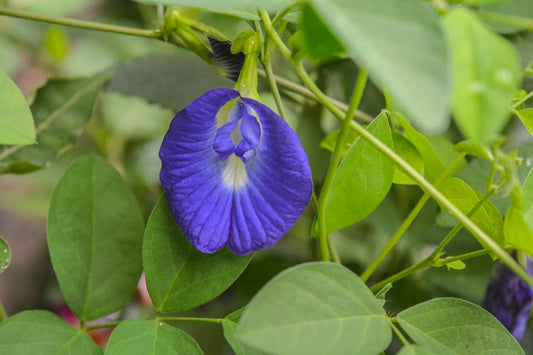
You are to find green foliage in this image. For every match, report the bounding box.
[104,319,203,355]
[504,207,533,257]
[0,236,10,274]
[107,53,232,112]
[438,177,504,246]
[1,1,533,354]
[0,70,35,145]
[134,0,291,19]
[236,262,392,355]
[397,298,524,354]
[0,310,102,355]
[308,0,450,133]
[143,195,253,313]
[222,309,266,355]
[396,114,447,182]
[444,8,521,142]
[300,4,345,61]
[47,155,145,321]
[0,74,109,173]
[325,113,394,234]
[392,133,424,185]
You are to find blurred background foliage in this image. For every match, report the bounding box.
[0,0,532,353]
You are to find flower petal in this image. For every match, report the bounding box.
[160,88,313,255]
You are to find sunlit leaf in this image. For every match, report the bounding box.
[504,206,533,257]
[0,74,109,174]
[0,70,35,145]
[443,8,521,142]
[438,177,504,247]
[392,132,424,185]
[325,113,394,234]
[0,236,10,274]
[308,0,450,133]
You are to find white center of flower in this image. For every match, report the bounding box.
[222,154,247,188]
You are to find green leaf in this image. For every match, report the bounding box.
[516,108,533,136]
[0,236,10,274]
[397,298,524,355]
[397,345,436,355]
[480,0,533,34]
[522,167,533,230]
[0,74,109,174]
[438,177,504,247]
[392,132,424,185]
[0,310,102,355]
[104,319,203,355]
[47,155,144,321]
[443,9,521,142]
[134,0,291,19]
[504,206,533,257]
[300,4,345,61]
[0,70,35,145]
[100,92,173,141]
[396,114,446,183]
[107,53,232,112]
[236,262,392,355]
[454,140,493,161]
[143,195,253,313]
[319,127,360,157]
[308,0,450,133]
[325,113,394,234]
[222,309,266,355]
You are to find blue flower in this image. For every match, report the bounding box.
[159,88,313,255]
[482,255,533,340]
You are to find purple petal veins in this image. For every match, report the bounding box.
[159,88,313,255]
[482,255,533,340]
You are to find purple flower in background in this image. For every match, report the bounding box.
[159,88,313,255]
[482,256,533,340]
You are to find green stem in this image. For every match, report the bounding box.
[256,69,373,123]
[511,90,533,109]
[316,70,368,262]
[261,60,288,120]
[328,236,341,264]
[257,8,533,288]
[389,318,410,346]
[0,301,6,322]
[476,10,533,31]
[0,7,161,39]
[361,194,430,282]
[157,316,222,324]
[432,248,494,268]
[84,320,122,331]
[371,191,496,292]
[361,152,466,282]
[429,192,495,260]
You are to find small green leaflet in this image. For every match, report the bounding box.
[0,236,10,274]
[0,70,35,145]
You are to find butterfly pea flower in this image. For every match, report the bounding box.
[482,255,533,340]
[159,88,313,255]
